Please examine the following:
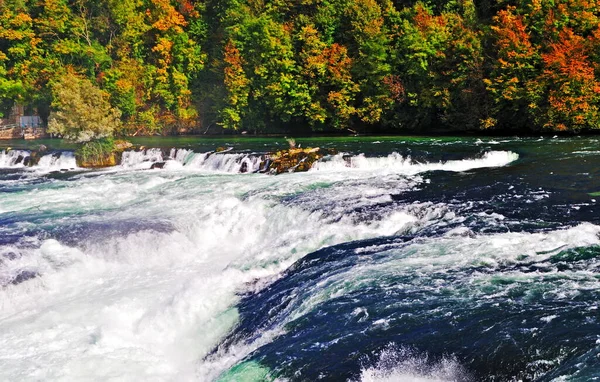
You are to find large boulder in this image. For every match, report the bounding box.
[267,147,325,174]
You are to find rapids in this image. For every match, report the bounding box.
[0,136,599,381]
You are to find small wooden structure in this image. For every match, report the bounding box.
[0,104,47,140]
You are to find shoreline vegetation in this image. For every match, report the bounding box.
[3,1,600,138]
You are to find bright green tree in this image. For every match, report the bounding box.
[47,74,121,142]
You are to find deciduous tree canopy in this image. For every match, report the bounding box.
[48,74,121,142]
[2,0,600,133]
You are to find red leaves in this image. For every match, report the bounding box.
[382,75,405,102]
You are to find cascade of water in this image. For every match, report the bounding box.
[120,148,164,169]
[36,152,78,171]
[0,150,31,168]
[121,148,267,173]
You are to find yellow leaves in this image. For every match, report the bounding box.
[306,102,327,124]
[358,96,383,124]
[327,90,356,120]
[148,0,187,33]
[479,117,497,129]
[0,11,34,41]
[152,38,174,56]
[13,13,33,25]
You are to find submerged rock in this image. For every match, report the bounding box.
[150,161,166,169]
[25,151,41,167]
[267,147,326,174]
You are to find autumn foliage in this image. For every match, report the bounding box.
[2,0,600,133]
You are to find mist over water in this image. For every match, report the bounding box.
[0,136,599,381]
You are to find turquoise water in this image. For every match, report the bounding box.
[0,136,599,381]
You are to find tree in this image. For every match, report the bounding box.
[47,74,122,142]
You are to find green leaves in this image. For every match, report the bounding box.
[3,0,600,134]
[48,74,121,142]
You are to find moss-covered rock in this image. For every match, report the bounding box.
[76,138,132,168]
[267,147,325,174]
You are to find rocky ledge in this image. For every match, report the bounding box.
[76,140,133,168]
[265,147,329,174]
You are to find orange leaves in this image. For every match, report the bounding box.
[147,0,187,33]
[491,8,535,64]
[488,2,600,131]
[542,28,594,82]
[223,40,250,108]
[538,26,600,130]
[324,44,352,83]
[224,40,243,68]
[413,3,446,32]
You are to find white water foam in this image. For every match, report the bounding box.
[311,151,519,174]
[0,149,30,168]
[0,150,78,171]
[120,148,164,169]
[355,345,468,382]
[182,151,264,173]
[120,148,265,173]
[0,148,523,381]
[36,152,78,171]
[118,149,518,175]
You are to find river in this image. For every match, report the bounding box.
[0,136,599,381]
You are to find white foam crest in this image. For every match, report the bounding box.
[120,148,164,169]
[311,151,519,174]
[0,149,30,168]
[284,223,600,323]
[355,345,468,382]
[35,152,78,171]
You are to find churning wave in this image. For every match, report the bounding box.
[355,345,469,382]
[0,148,519,175]
[118,149,518,175]
[207,223,600,381]
[310,151,519,174]
[0,150,77,171]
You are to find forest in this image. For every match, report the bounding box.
[2,0,600,135]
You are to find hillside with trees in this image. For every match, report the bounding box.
[2,0,600,134]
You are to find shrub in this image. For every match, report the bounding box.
[75,138,117,167]
[48,74,122,143]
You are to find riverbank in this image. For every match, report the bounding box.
[0,132,594,153]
